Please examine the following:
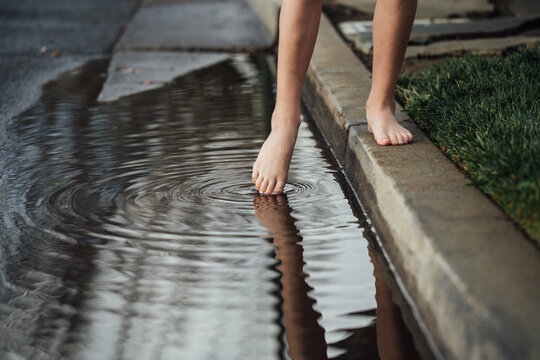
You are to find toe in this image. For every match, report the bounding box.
[259,179,269,194]
[378,137,391,146]
[252,168,259,183]
[272,180,286,194]
[264,180,276,195]
[407,131,414,143]
[396,134,405,145]
[375,132,391,145]
[255,174,264,190]
[390,134,400,145]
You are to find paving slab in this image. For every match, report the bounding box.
[115,1,272,52]
[508,0,540,17]
[0,0,137,55]
[299,14,540,360]
[523,28,540,36]
[331,0,493,19]
[405,35,540,58]
[97,51,230,102]
[340,16,539,53]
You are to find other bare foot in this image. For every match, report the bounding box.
[366,102,413,146]
[252,112,300,195]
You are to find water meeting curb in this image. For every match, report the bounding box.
[247,2,540,359]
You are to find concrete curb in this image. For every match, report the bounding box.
[306,15,540,360]
[247,0,280,45]
[250,5,540,360]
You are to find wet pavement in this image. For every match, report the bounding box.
[0,0,137,143]
[0,0,136,55]
[97,51,230,102]
[0,54,420,359]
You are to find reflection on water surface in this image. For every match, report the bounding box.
[0,54,419,359]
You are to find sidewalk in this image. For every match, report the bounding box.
[249,1,540,359]
[97,0,272,102]
[330,0,540,59]
[0,0,137,148]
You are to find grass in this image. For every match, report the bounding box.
[396,43,540,245]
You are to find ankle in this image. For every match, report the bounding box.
[366,97,396,112]
[271,108,301,130]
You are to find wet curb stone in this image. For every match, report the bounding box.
[248,2,540,359]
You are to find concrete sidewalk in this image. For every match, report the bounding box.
[329,0,540,58]
[249,1,540,359]
[98,0,272,102]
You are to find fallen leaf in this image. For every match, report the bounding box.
[13,61,22,67]
[142,80,154,85]
[39,46,48,54]
[49,51,60,57]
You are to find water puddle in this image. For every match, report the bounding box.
[0,55,420,359]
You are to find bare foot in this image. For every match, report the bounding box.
[366,102,413,146]
[252,112,300,195]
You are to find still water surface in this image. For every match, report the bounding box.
[0,55,417,359]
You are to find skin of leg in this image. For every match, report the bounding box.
[252,0,323,195]
[253,195,328,359]
[367,0,417,146]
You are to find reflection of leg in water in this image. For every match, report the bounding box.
[369,251,419,360]
[253,195,328,360]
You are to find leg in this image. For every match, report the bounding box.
[253,195,328,359]
[252,0,323,195]
[367,0,417,145]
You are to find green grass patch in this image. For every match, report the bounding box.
[396,44,540,245]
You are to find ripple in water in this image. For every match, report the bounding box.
[0,55,381,359]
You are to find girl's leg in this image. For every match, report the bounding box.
[367,0,417,145]
[252,0,323,195]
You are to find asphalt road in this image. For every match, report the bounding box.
[0,0,138,143]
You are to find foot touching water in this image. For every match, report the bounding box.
[252,112,300,195]
[366,102,413,146]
